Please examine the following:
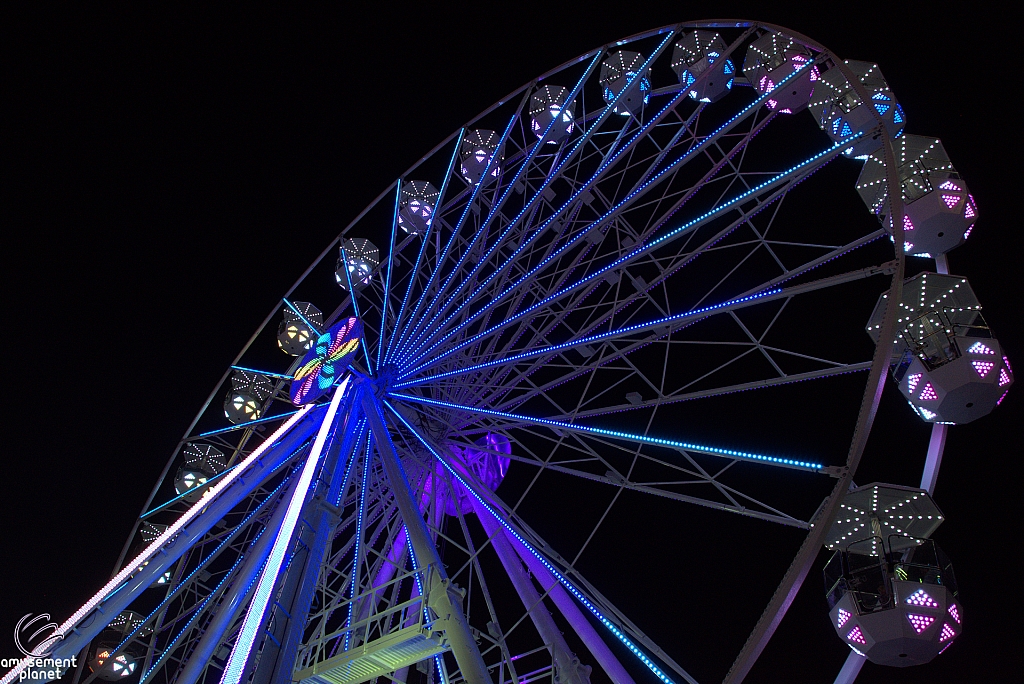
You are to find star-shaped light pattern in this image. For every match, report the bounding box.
[182,442,226,474]
[808,60,899,154]
[866,274,987,363]
[139,521,168,543]
[907,613,936,634]
[529,86,575,139]
[825,484,943,553]
[290,317,362,406]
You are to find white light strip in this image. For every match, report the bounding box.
[219,376,351,684]
[0,402,317,684]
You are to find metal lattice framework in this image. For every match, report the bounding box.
[7,19,999,684]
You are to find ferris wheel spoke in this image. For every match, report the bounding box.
[398,98,781,369]
[384,130,466,367]
[397,85,694,362]
[389,391,825,473]
[400,51,824,366]
[397,258,887,389]
[376,180,403,373]
[386,400,700,684]
[399,53,605,345]
[482,277,880,416]
[437,223,890,416]
[391,114,521,360]
[399,135,851,381]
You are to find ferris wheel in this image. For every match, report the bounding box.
[4,19,1012,684]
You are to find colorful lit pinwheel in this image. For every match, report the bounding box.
[289,317,362,405]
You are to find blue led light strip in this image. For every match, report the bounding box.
[392,114,519,358]
[388,393,823,472]
[394,288,782,388]
[339,246,375,374]
[386,130,466,366]
[395,52,608,357]
[396,59,820,370]
[384,402,680,684]
[196,408,303,438]
[219,377,352,684]
[399,133,857,380]
[345,426,373,651]
[403,529,448,684]
[378,181,403,373]
[395,36,681,364]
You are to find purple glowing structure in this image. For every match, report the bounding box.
[6,21,1006,684]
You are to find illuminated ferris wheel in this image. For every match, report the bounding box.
[4,20,1012,684]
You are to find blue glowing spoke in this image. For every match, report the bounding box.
[393,115,518,359]
[394,289,783,388]
[384,401,687,684]
[385,130,465,367]
[395,34,678,360]
[399,134,855,379]
[339,246,375,374]
[196,408,303,437]
[395,53,605,356]
[377,180,402,372]
[396,36,680,363]
[397,76,828,372]
[284,298,321,337]
[344,426,374,651]
[388,393,824,472]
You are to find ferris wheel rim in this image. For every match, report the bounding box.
[24,19,981,684]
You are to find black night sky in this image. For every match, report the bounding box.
[4,3,1021,682]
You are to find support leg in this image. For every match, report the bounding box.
[472,498,591,684]
[363,392,492,684]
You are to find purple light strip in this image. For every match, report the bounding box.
[388,393,823,472]
[384,401,681,684]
